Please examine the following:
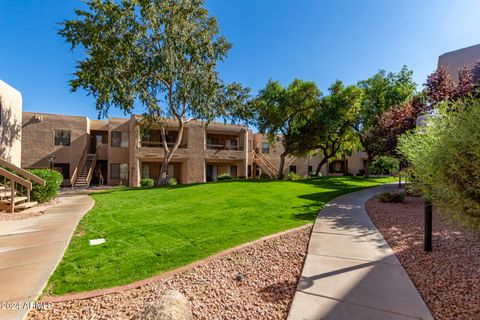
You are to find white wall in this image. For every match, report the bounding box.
[0,80,22,166]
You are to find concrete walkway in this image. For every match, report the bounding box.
[288,185,433,320]
[0,195,94,320]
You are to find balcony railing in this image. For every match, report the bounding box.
[140,141,187,148]
[206,144,243,151]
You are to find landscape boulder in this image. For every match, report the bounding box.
[134,290,193,320]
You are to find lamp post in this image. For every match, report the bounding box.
[416,115,433,252]
[48,155,56,171]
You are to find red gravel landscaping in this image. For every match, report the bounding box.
[28,226,311,320]
[366,195,480,320]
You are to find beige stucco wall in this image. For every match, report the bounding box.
[252,133,327,177]
[438,44,480,83]
[0,80,22,166]
[252,133,367,177]
[107,117,130,185]
[22,112,89,185]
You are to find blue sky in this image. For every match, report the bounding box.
[1,0,480,119]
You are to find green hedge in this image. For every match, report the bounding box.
[217,173,232,181]
[140,178,155,187]
[379,191,405,203]
[398,99,480,228]
[370,156,399,175]
[287,172,301,181]
[28,169,63,203]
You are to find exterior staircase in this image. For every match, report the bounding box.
[72,151,98,188]
[253,151,279,178]
[0,158,45,212]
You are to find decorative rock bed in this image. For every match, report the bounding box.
[366,195,480,320]
[0,199,57,221]
[29,226,311,320]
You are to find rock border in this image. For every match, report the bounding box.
[41,224,313,303]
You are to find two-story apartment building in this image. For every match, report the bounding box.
[20,111,366,187]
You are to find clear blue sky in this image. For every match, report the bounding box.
[1,0,480,119]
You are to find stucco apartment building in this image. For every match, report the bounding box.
[438,43,480,82]
[20,111,367,187]
[0,80,22,167]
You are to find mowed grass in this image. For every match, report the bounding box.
[47,177,393,295]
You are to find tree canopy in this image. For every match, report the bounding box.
[293,80,362,175]
[251,79,321,178]
[60,0,249,184]
[355,66,417,176]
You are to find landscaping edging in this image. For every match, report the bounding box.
[41,224,313,303]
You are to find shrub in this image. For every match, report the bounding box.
[398,99,480,227]
[357,169,365,176]
[287,172,301,181]
[379,191,405,203]
[28,169,63,203]
[370,156,400,175]
[140,178,155,187]
[343,172,353,176]
[217,173,232,181]
[167,178,178,186]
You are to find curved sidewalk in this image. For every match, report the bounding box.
[0,194,94,320]
[288,185,433,320]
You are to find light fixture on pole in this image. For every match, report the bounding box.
[48,155,56,171]
[416,114,433,252]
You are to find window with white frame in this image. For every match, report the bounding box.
[111,163,128,180]
[111,131,129,147]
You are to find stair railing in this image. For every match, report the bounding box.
[85,146,99,187]
[71,145,88,187]
[253,151,278,178]
[261,153,279,176]
[0,159,45,186]
[0,167,32,213]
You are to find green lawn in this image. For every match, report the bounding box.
[47,177,393,295]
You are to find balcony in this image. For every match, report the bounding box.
[140,141,188,149]
[140,129,187,149]
[206,143,243,151]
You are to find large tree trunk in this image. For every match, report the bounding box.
[315,157,328,176]
[158,156,169,185]
[157,120,185,185]
[278,151,288,179]
[364,154,373,178]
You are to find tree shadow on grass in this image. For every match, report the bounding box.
[291,187,372,221]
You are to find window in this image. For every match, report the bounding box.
[111,163,128,180]
[142,163,150,179]
[53,163,70,179]
[54,129,71,146]
[230,165,237,178]
[226,139,238,150]
[111,131,129,147]
[262,142,270,154]
[289,165,297,173]
[206,137,219,145]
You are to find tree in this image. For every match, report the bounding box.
[426,60,480,104]
[355,66,416,177]
[424,65,455,109]
[252,79,321,178]
[361,96,425,164]
[293,81,362,176]
[60,0,249,184]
